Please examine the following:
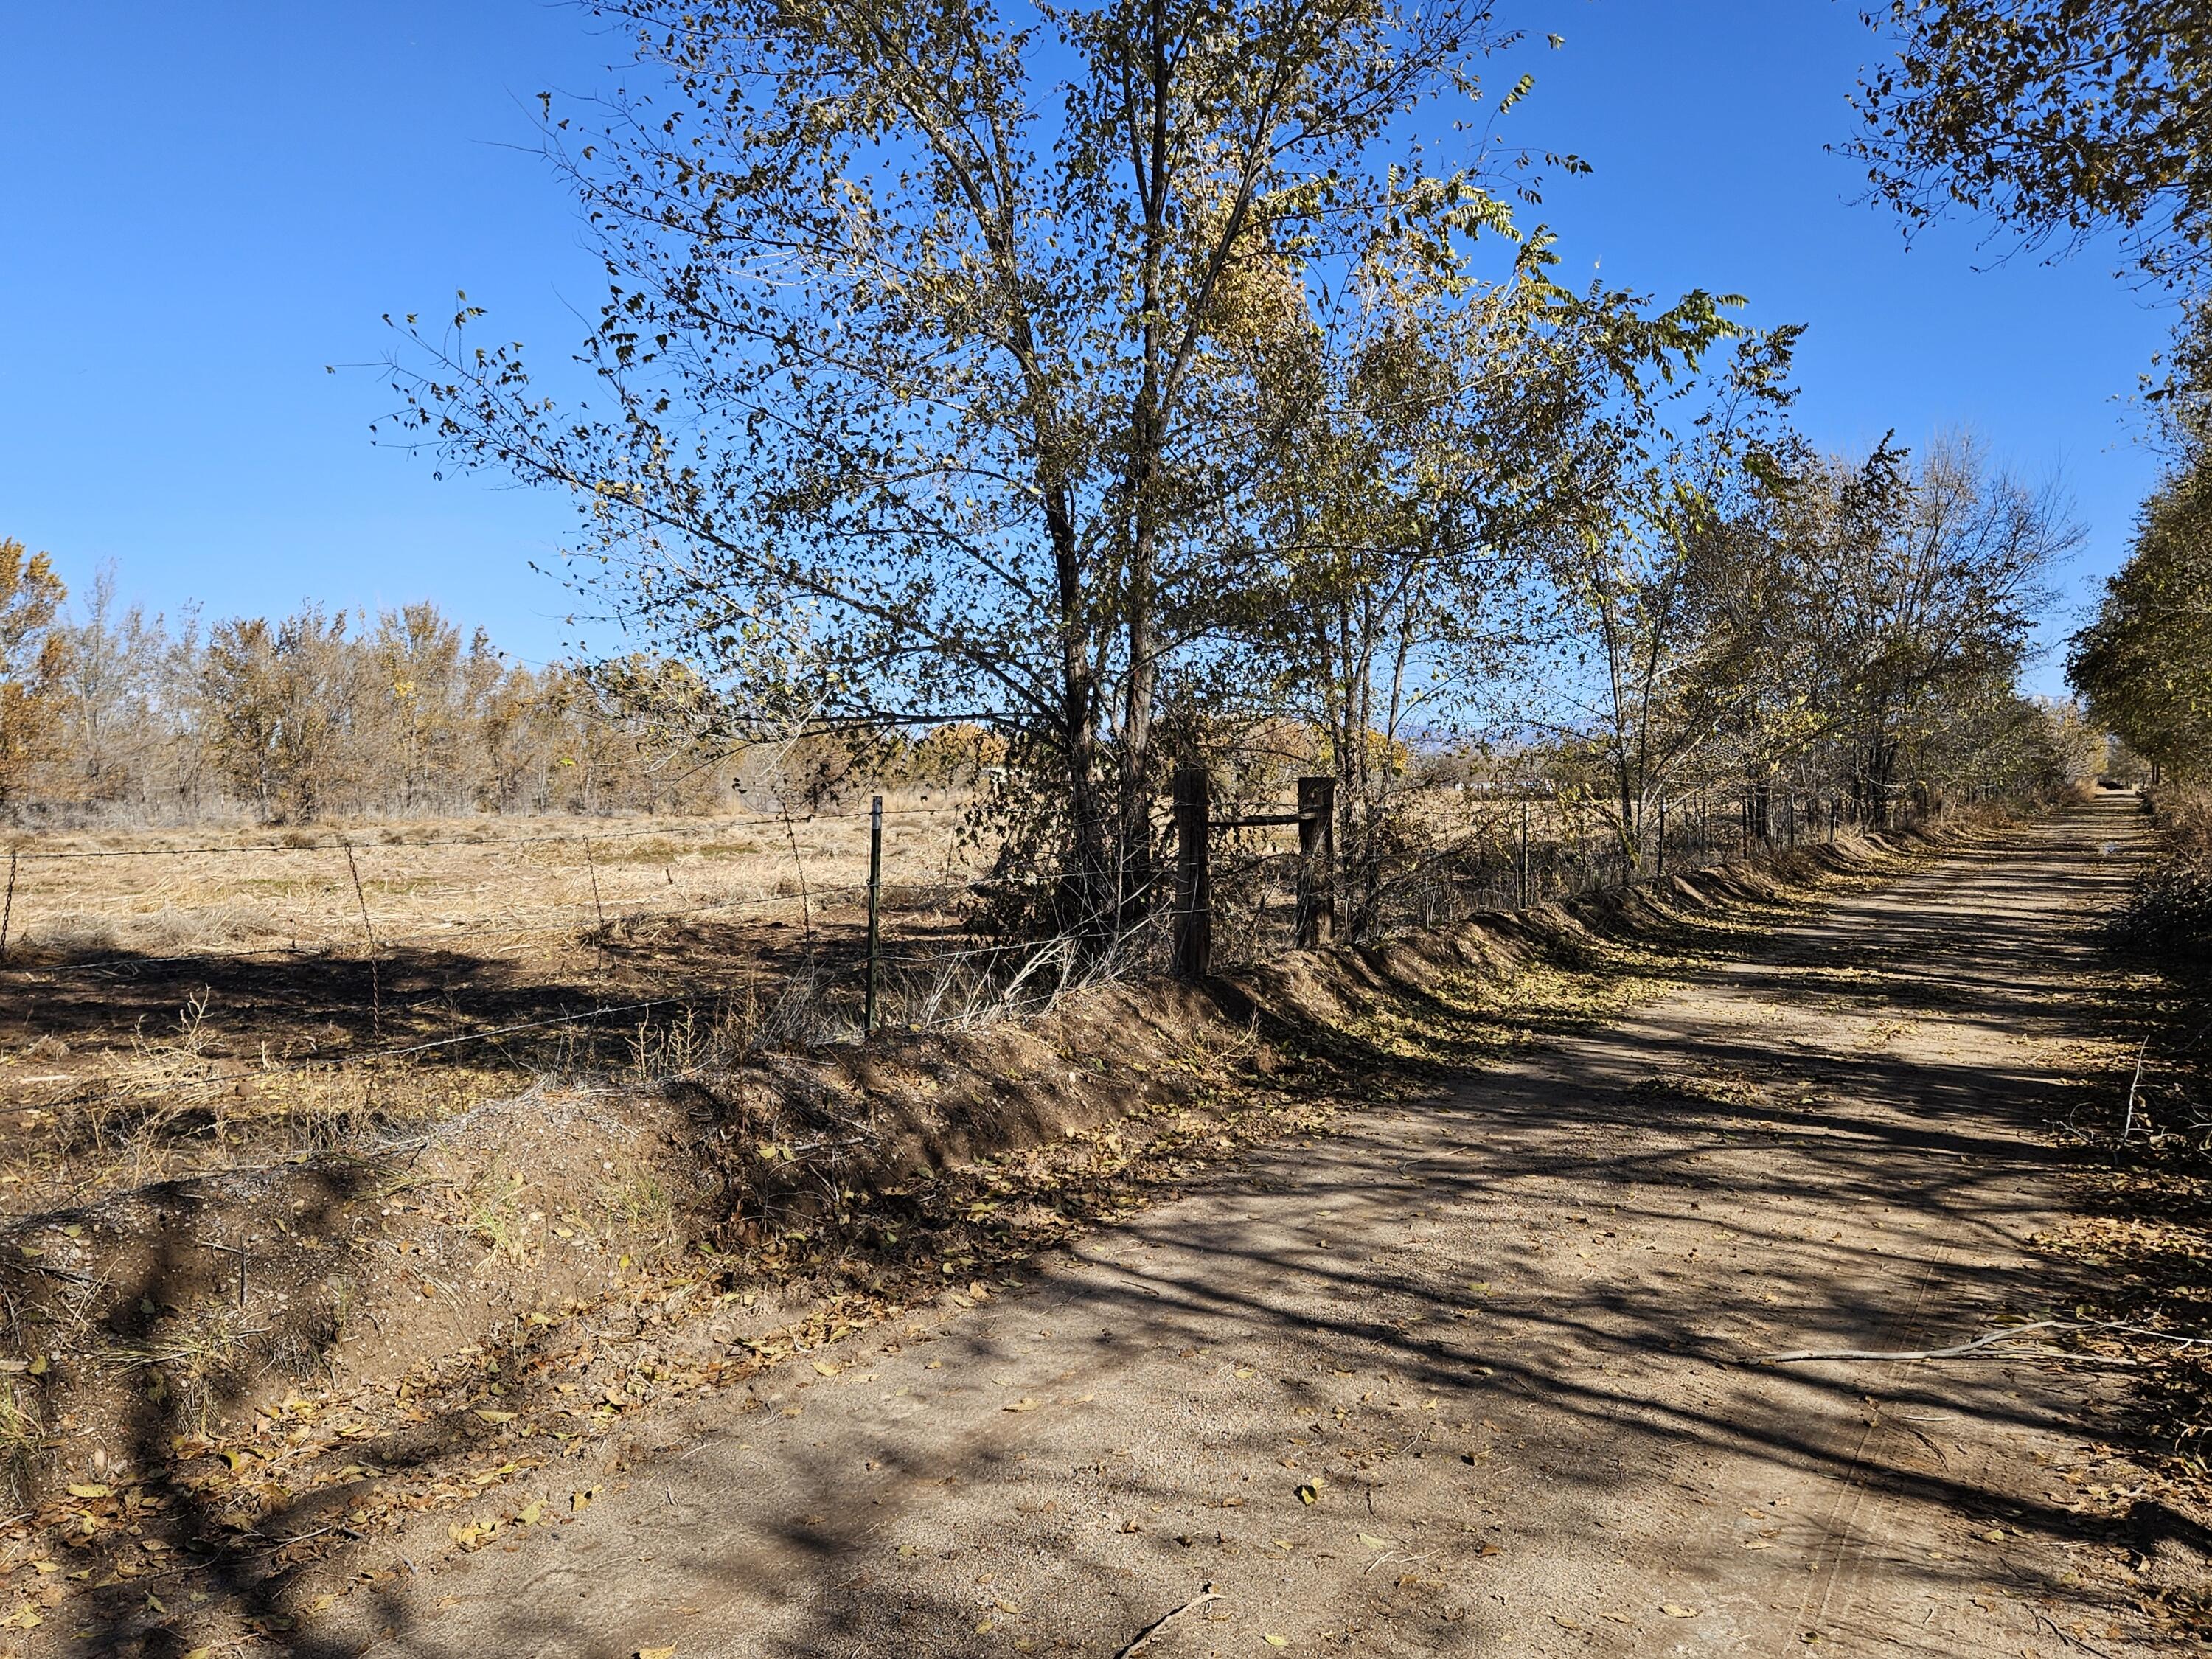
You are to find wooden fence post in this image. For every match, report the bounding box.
[1517,799,1531,908]
[863,795,883,1037]
[1294,775,1336,949]
[1172,767,1212,979]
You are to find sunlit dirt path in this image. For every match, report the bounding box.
[320,797,2157,1658]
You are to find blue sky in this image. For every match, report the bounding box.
[0,1,2180,692]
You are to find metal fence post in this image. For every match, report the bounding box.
[1172,767,1212,979]
[864,794,883,1037]
[1295,775,1336,948]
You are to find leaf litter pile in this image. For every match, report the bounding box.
[2028,928,2212,1640]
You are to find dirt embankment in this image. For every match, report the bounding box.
[0,823,1950,1651]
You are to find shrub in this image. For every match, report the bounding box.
[2116,787,2212,962]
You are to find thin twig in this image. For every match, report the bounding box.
[0,847,16,963]
[1759,1318,2184,1365]
[579,833,614,981]
[1114,1585,1222,1658]
[2116,1037,2148,1158]
[778,799,815,948]
[2034,1604,2118,1659]
[1764,1321,2072,1363]
[343,843,382,1040]
[197,1237,249,1307]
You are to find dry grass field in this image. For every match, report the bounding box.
[1,793,984,956]
[0,786,1787,1219]
[0,795,995,1212]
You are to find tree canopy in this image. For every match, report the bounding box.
[386,0,1606,927]
[361,1,2096,932]
[1849,1,2211,288]
[2070,456,2212,780]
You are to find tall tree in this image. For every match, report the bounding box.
[0,540,67,811]
[386,0,1563,933]
[2069,456,2212,781]
[363,604,504,814]
[1789,434,2074,820]
[199,608,359,824]
[51,563,178,813]
[1526,322,1801,866]
[1232,234,1742,918]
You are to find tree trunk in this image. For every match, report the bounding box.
[1048,493,1112,940]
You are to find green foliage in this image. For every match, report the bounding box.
[1518,423,2073,846]
[2069,458,2212,782]
[1524,316,1801,855]
[1222,225,1746,925]
[2114,786,2212,962]
[329,0,2093,921]
[1783,434,2071,814]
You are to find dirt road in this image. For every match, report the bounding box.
[329,799,2157,1657]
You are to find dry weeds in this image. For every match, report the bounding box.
[1,795,972,965]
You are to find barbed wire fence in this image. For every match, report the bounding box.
[0,774,1961,1135]
[1180,768,1949,975]
[0,799,1166,1138]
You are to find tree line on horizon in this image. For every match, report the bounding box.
[0,551,1024,828]
[0,555,757,826]
[0,495,2091,852]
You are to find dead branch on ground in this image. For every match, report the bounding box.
[1114,1584,1222,1658]
[1759,1317,2212,1366]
